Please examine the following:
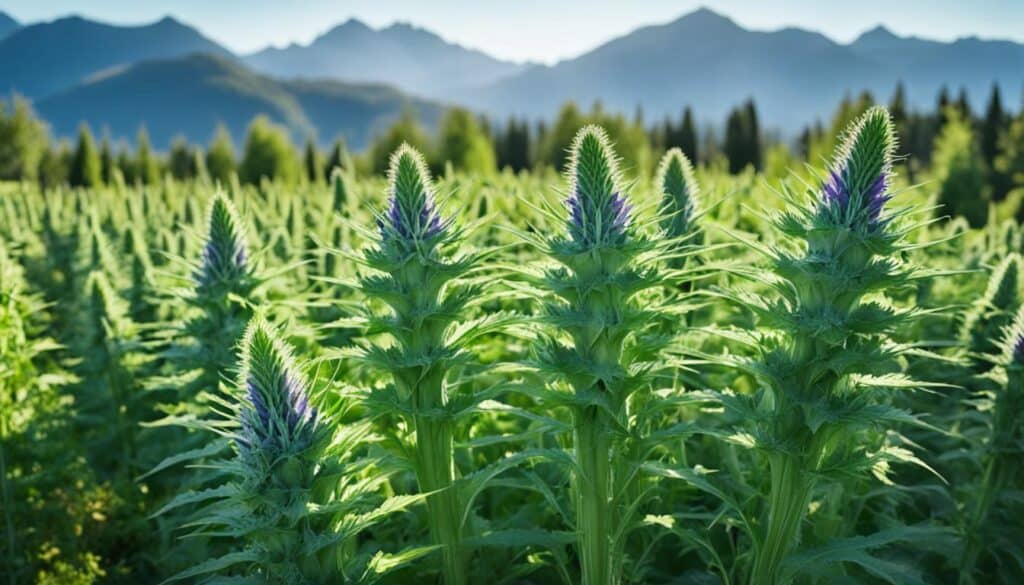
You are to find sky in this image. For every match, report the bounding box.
[2,0,1022,64]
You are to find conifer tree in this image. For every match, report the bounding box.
[69,124,102,188]
[206,124,236,185]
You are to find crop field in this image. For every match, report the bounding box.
[1,107,1023,585]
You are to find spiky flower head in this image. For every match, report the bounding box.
[378,144,447,247]
[565,125,631,247]
[194,193,250,289]
[237,318,318,453]
[1000,306,1024,368]
[984,254,1020,311]
[819,107,897,231]
[656,147,700,238]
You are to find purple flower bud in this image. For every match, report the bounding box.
[819,107,896,231]
[238,319,318,451]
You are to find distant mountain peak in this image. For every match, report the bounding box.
[0,11,19,39]
[856,24,899,44]
[675,7,738,28]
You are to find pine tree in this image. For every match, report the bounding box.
[98,135,115,184]
[167,136,195,180]
[68,124,102,188]
[322,137,347,178]
[679,106,699,164]
[302,138,323,184]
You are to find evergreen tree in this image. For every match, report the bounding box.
[206,124,236,185]
[956,86,972,119]
[38,141,71,189]
[68,124,102,188]
[239,115,299,185]
[937,85,952,125]
[934,108,989,226]
[0,96,49,182]
[889,82,908,142]
[724,100,761,173]
[168,136,195,180]
[679,106,699,164]
[995,114,1024,191]
[98,135,115,184]
[982,84,1011,199]
[134,127,161,185]
[303,138,323,184]
[323,137,348,178]
[437,107,496,174]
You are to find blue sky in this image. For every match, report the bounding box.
[2,0,1021,63]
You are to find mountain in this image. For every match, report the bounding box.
[0,15,231,99]
[0,11,19,39]
[36,53,443,150]
[467,9,880,129]
[245,18,529,99]
[466,8,1024,129]
[850,26,1024,110]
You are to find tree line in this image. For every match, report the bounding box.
[1,82,1022,218]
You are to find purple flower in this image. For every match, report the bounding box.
[567,188,631,246]
[819,107,896,231]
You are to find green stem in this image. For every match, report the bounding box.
[576,405,615,585]
[959,457,1007,584]
[750,453,813,585]
[1,418,17,585]
[415,415,465,585]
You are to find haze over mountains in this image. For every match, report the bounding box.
[0,7,1020,149]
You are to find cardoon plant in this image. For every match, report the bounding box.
[526,126,688,584]
[163,317,428,583]
[656,147,703,273]
[163,192,261,412]
[960,253,1020,370]
[960,306,1024,581]
[340,144,504,585]
[720,107,935,584]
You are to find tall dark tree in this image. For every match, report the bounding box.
[134,127,160,185]
[323,137,348,178]
[99,135,115,184]
[724,100,762,173]
[956,86,972,119]
[889,82,908,141]
[68,124,102,188]
[168,136,196,180]
[496,117,530,172]
[937,85,952,125]
[982,84,1011,199]
[303,138,323,184]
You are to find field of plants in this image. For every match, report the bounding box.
[1,107,1023,585]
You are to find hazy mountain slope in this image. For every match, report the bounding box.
[468,9,881,128]
[0,15,231,99]
[0,11,19,40]
[35,53,443,149]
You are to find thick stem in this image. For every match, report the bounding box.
[959,457,1008,584]
[575,405,615,585]
[415,415,465,585]
[750,453,813,585]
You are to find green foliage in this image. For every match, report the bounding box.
[437,108,496,174]
[934,108,989,227]
[68,124,102,188]
[239,115,300,185]
[369,110,432,175]
[206,124,237,184]
[3,106,1023,585]
[0,96,48,182]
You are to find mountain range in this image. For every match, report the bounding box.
[0,8,1021,149]
[244,18,530,99]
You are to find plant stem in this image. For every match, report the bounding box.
[575,405,614,585]
[415,415,465,585]
[750,453,812,585]
[1,418,17,585]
